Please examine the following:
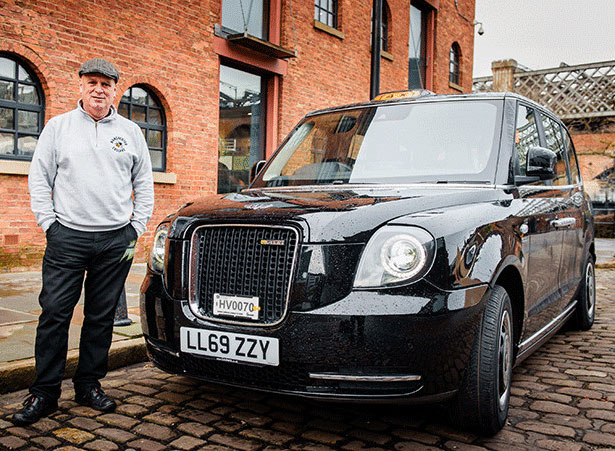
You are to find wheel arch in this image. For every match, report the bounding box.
[493,264,524,358]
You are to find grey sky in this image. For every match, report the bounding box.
[472,0,615,77]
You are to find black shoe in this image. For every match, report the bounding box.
[11,394,58,426]
[75,386,116,412]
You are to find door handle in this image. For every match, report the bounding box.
[551,218,576,228]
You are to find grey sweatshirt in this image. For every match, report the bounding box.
[28,103,154,236]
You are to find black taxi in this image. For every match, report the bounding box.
[140,90,595,434]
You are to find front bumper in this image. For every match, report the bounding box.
[141,270,487,401]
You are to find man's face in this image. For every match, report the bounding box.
[79,74,117,120]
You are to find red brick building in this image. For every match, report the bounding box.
[0,0,476,269]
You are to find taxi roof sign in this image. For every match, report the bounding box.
[372,89,435,102]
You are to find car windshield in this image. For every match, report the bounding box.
[252,99,502,187]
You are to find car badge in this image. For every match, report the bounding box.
[260,239,285,246]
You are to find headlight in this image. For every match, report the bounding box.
[354,226,435,288]
[149,223,170,274]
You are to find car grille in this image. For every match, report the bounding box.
[191,225,299,325]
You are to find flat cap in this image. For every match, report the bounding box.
[78,58,119,82]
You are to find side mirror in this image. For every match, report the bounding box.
[526,146,557,180]
[249,160,267,183]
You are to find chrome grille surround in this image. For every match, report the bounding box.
[188,224,300,326]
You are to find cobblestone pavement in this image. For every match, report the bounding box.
[1,269,614,450]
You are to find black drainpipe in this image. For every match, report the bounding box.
[370,0,383,99]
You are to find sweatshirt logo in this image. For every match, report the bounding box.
[111,136,128,153]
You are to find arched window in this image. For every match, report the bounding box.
[118,85,167,171]
[0,54,44,160]
[449,43,461,85]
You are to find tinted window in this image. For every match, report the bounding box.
[257,100,501,186]
[541,115,569,186]
[562,128,581,184]
[513,104,539,178]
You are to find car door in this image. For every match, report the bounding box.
[557,124,586,303]
[512,103,566,340]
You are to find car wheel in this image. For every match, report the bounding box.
[450,285,513,435]
[572,256,595,331]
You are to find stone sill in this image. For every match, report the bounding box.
[0,160,176,185]
[313,20,344,39]
[449,81,464,92]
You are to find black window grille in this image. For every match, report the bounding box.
[315,0,338,28]
[118,85,166,172]
[0,54,44,160]
[382,3,389,52]
[449,43,461,85]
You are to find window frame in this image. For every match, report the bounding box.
[449,43,461,85]
[536,110,572,186]
[118,85,167,172]
[0,53,45,161]
[315,0,338,29]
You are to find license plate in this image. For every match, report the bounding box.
[180,327,279,366]
[213,293,260,320]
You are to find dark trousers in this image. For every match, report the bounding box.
[31,222,137,401]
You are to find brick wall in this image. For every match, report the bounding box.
[0,0,475,270]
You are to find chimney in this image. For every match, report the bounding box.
[491,59,518,92]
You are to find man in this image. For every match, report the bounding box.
[12,58,154,425]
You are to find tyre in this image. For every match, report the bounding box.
[450,285,513,435]
[572,256,596,331]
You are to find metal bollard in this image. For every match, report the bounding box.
[114,287,133,326]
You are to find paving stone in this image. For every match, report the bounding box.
[6,426,38,438]
[582,431,615,447]
[240,427,294,445]
[29,417,61,432]
[176,421,215,438]
[133,422,176,441]
[53,427,95,445]
[93,427,137,443]
[529,400,579,416]
[122,383,159,395]
[301,429,344,445]
[68,406,101,417]
[83,439,119,450]
[115,403,149,417]
[68,416,104,430]
[168,435,207,450]
[515,421,576,438]
[177,408,221,424]
[236,400,271,414]
[443,440,488,450]
[142,411,180,426]
[123,395,164,408]
[540,413,592,429]
[533,439,583,451]
[394,441,442,451]
[186,399,215,410]
[98,412,140,429]
[126,438,167,451]
[305,418,349,433]
[271,421,304,435]
[229,410,272,427]
[576,398,615,409]
[30,436,62,449]
[585,409,615,421]
[214,419,245,433]
[391,429,440,445]
[0,436,27,449]
[348,428,392,445]
[155,391,192,404]
[209,433,261,450]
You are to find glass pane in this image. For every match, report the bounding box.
[148,129,162,148]
[514,106,539,177]
[118,102,129,118]
[0,107,15,129]
[149,149,163,170]
[141,127,146,137]
[132,87,147,105]
[0,132,14,155]
[148,108,161,125]
[17,135,37,156]
[0,57,15,78]
[18,84,39,105]
[0,80,14,101]
[222,0,267,39]
[219,65,263,194]
[132,105,146,122]
[147,95,158,107]
[18,66,32,82]
[121,90,131,102]
[18,110,39,133]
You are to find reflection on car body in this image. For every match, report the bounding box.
[141,91,595,435]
